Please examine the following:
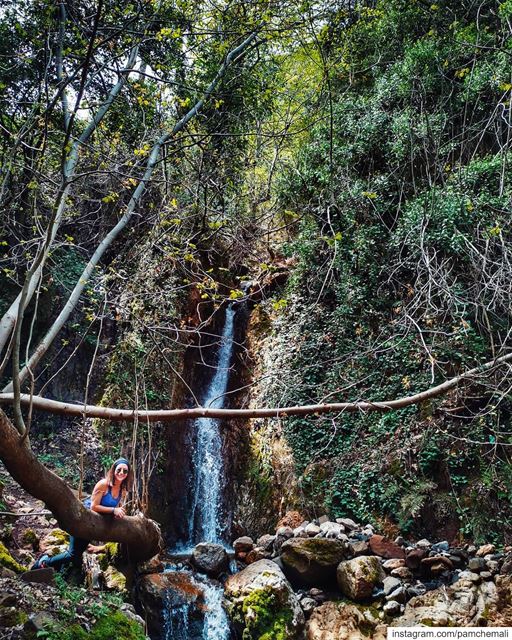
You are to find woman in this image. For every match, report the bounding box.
[32,458,132,570]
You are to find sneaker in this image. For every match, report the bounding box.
[31,554,50,570]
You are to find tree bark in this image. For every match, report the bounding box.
[0,408,161,562]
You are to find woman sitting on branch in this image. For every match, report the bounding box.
[32,458,131,570]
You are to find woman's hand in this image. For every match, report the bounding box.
[113,506,126,519]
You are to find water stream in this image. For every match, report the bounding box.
[163,305,236,640]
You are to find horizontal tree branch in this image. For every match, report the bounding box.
[1,352,510,422]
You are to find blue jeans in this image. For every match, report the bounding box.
[44,536,89,570]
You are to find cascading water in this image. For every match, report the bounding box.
[162,305,236,640]
[188,304,236,545]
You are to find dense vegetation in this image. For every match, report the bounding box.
[0,0,511,546]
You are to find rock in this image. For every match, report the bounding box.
[301,597,318,617]
[246,547,272,564]
[256,534,276,551]
[337,556,385,601]
[501,553,512,574]
[137,571,206,639]
[320,522,343,537]
[394,536,406,546]
[457,570,481,584]
[0,567,17,578]
[225,559,304,639]
[383,600,401,616]
[386,586,407,603]
[277,511,305,530]
[383,576,401,595]
[421,556,454,573]
[138,554,164,575]
[20,568,55,586]
[406,548,427,570]
[390,578,497,627]
[104,566,127,591]
[305,523,321,537]
[416,539,432,549]
[120,602,146,629]
[281,538,348,587]
[431,541,450,553]
[487,560,499,574]
[306,601,386,640]
[350,540,370,556]
[391,567,413,581]
[234,536,254,554]
[336,518,358,531]
[369,535,405,559]
[468,557,487,572]
[309,587,327,603]
[383,559,405,571]
[293,526,308,538]
[192,543,229,577]
[407,583,427,598]
[277,526,294,539]
[477,544,495,557]
[40,529,69,555]
[318,515,330,525]
[480,571,493,581]
[24,612,55,634]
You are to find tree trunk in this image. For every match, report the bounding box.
[0,408,161,563]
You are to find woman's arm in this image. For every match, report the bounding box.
[90,479,116,515]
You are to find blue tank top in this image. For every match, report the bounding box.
[83,486,122,510]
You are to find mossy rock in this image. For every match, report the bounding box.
[280,537,348,586]
[21,528,39,547]
[336,556,385,602]
[0,606,28,627]
[232,587,294,640]
[0,541,27,573]
[42,610,145,640]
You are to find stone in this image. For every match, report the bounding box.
[406,583,427,598]
[476,544,495,557]
[225,559,304,639]
[386,586,407,603]
[293,526,308,538]
[120,602,145,629]
[256,534,276,551]
[422,556,454,573]
[20,568,55,586]
[24,612,55,634]
[468,557,486,572]
[192,543,229,576]
[305,523,321,537]
[458,570,481,584]
[320,522,343,536]
[383,576,401,595]
[501,553,512,574]
[390,578,497,627]
[394,536,406,546]
[137,572,206,639]
[337,556,386,601]
[487,560,499,574]
[480,571,493,580]
[309,587,327,603]
[383,559,405,571]
[306,601,386,640]
[301,597,318,617]
[350,540,370,556]
[234,536,254,554]
[277,511,305,530]
[336,518,358,531]
[318,515,330,525]
[277,526,294,538]
[369,535,406,559]
[391,567,413,581]
[405,548,427,570]
[281,538,348,586]
[431,541,450,553]
[104,566,127,591]
[138,554,164,575]
[246,547,272,564]
[383,600,401,616]
[416,539,432,549]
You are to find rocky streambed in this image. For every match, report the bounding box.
[137,515,512,639]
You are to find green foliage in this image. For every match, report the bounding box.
[232,587,294,640]
[38,610,145,640]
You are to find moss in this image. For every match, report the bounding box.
[42,611,145,640]
[22,528,39,547]
[48,529,70,545]
[0,541,26,573]
[0,606,29,627]
[233,587,295,640]
[98,542,119,571]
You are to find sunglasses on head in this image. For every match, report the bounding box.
[115,467,128,475]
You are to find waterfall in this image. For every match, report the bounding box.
[188,305,236,545]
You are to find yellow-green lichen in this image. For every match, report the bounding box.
[232,587,295,640]
[0,541,26,573]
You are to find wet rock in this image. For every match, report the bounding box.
[337,556,385,601]
[369,535,405,559]
[138,554,164,575]
[192,543,229,576]
[225,559,304,639]
[394,536,406,546]
[246,547,272,564]
[281,538,348,586]
[306,601,386,640]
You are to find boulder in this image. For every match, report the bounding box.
[192,543,229,577]
[281,538,348,586]
[137,554,164,575]
[350,540,370,556]
[305,523,321,537]
[390,578,497,627]
[256,534,276,552]
[225,559,304,639]
[383,600,401,616]
[336,518,358,531]
[306,601,386,640]
[406,548,427,570]
[369,535,405,559]
[337,556,385,601]
[383,559,405,571]
[383,576,401,595]
[234,536,254,556]
[246,547,272,564]
[477,544,495,557]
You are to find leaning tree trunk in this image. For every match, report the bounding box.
[0,408,161,562]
